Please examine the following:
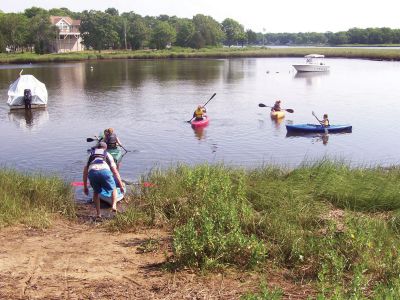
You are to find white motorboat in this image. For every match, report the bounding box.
[292,54,330,72]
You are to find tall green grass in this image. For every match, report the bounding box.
[0,169,75,228]
[110,161,400,298]
[2,47,400,64]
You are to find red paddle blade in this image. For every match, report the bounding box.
[71,182,86,186]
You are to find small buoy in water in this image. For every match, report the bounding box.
[276,71,279,73]
[266,70,269,74]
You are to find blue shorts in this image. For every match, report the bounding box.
[88,169,116,194]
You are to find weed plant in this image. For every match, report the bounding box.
[110,161,400,297]
[0,169,75,228]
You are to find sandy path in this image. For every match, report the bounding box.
[0,207,315,299]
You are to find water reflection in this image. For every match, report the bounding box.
[8,109,49,130]
[192,127,206,140]
[293,71,329,86]
[286,131,352,145]
[271,116,284,128]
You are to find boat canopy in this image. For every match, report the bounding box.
[305,54,325,58]
[7,75,48,106]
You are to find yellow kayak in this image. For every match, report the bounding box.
[270,110,285,119]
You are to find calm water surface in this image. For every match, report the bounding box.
[1,58,400,182]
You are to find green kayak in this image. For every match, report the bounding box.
[107,147,123,164]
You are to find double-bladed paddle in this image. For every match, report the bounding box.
[258,103,294,113]
[86,137,130,153]
[187,93,217,123]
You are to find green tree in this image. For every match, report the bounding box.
[246,29,257,45]
[192,14,224,48]
[105,8,119,16]
[80,10,119,51]
[0,13,29,52]
[221,18,244,46]
[48,7,80,19]
[29,14,58,54]
[348,27,369,44]
[150,21,176,49]
[121,12,149,50]
[327,31,349,45]
[175,18,195,47]
[24,7,48,18]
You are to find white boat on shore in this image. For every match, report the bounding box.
[292,54,330,72]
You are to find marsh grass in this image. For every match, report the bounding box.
[0,169,75,228]
[2,47,400,64]
[109,161,400,297]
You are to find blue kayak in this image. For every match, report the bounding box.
[286,124,352,133]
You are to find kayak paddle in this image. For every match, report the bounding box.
[86,137,131,152]
[312,111,329,134]
[258,103,294,113]
[187,93,217,123]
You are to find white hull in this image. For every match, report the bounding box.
[292,64,330,72]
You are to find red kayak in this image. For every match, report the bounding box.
[191,116,209,128]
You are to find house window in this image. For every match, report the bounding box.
[58,21,70,32]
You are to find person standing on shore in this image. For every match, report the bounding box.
[83,142,124,217]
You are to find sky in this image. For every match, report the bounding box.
[2,0,400,33]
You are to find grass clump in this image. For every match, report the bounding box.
[110,161,400,297]
[241,283,283,300]
[0,169,75,228]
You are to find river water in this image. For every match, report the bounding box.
[1,57,400,182]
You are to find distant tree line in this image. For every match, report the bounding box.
[1,7,400,53]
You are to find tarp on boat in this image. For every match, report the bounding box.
[7,75,48,106]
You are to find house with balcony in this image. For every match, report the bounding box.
[50,16,84,53]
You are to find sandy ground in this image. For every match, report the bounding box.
[0,204,315,299]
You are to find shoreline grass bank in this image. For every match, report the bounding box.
[1,47,400,64]
[3,162,400,298]
[110,161,400,299]
[0,169,75,228]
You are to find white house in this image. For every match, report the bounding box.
[50,16,84,53]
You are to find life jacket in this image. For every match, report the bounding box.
[194,108,204,118]
[323,119,330,127]
[105,133,117,149]
[87,148,111,167]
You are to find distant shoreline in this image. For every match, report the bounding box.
[1,47,400,64]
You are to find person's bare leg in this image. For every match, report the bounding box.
[93,192,101,217]
[111,189,118,212]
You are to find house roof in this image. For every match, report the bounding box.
[50,16,81,26]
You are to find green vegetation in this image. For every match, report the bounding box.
[2,6,400,54]
[2,47,400,64]
[241,283,283,300]
[110,161,400,298]
[0,169,75,228]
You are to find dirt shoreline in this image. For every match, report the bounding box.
[0,204,315,299]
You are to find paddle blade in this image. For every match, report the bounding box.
[286,109,294,113]
[86,138,95,142]
[71,182,86,186]
[258,103,267,107]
